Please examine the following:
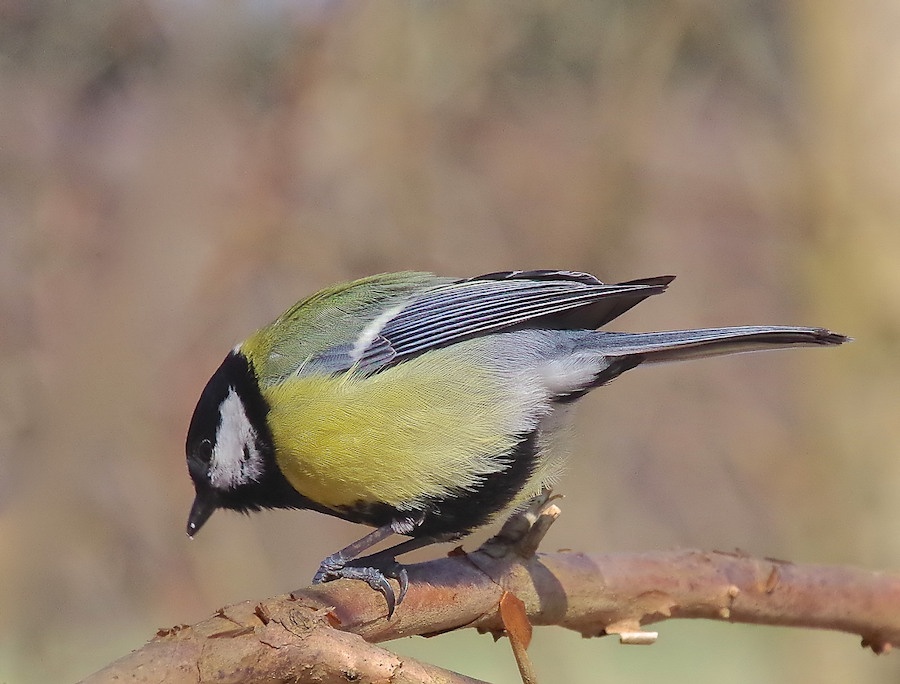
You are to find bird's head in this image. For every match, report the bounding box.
[184,350,283,536]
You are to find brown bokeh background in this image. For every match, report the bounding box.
[2,2,899,682]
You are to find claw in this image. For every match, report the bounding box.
[371,572,396,617]
[308,520,436,618]
[396,566,409,604]
[311,550,344,585]
[312,556,408,618]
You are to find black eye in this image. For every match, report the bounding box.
[199,438,213,461]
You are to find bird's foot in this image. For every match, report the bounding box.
[313,553,409,618]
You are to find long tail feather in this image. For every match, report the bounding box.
[596,326,849,364]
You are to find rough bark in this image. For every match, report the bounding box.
[83,503,899,683]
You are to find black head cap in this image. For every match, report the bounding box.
[185,350,311,537]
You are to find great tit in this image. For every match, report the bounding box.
[185,270,847,615]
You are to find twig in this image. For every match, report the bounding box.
[82,499,900,682]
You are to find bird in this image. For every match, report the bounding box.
[184,269,847,616]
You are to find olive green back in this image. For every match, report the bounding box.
[240,272,451,385]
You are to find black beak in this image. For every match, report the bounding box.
[187,490,218,537]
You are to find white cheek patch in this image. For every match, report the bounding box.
[209,388,264,489]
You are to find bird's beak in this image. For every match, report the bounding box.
[187,491,218,537]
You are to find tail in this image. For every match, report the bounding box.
[538,326,847,402]
[596,326,849,364]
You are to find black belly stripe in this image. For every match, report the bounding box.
[336,430,541,538]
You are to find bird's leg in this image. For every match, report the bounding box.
[313,524,395,582]
[312,515,442,617]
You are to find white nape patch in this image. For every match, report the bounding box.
[209,387,264,490]
[350,301,408,361]
[538,355,607,394]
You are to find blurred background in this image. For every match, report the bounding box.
[1,1,899,682]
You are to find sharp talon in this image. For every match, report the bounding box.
[372,575,396,618]
[397,567,409,604]
[309,554,409,618]
[308,522,431,617]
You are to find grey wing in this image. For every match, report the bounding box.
[351,270,675,372]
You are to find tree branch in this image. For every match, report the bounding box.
[83,501,899,683]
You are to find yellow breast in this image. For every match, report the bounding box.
[262,344,534,511]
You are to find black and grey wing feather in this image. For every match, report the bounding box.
[357,271,674,371]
